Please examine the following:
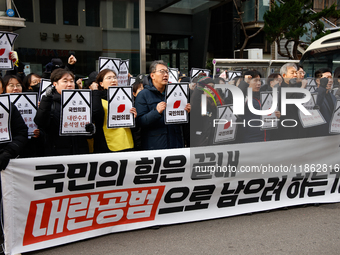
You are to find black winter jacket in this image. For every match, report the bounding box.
[135,78,184,150]
[0,103,28,157]
[34,91,89,156]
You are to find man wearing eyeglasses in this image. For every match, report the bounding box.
[135,60,191,150]
[277,63,304,140]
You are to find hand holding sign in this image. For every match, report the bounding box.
[157,102,166,114]
[165,83,189,124]
[184,103,191,113]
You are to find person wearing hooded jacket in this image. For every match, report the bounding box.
[135,60,191,150]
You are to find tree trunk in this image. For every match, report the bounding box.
[233,0,264,59]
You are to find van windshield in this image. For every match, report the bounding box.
[300,47,340,78]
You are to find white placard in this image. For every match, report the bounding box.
[38,79,52,101]
[0,95,11,143]
[329,99,340,134]
[165,83,189,124]
[168,68,179,83]
[129,77,136,86]
[307,78,317,86]
[228,71,242,81]
[60,90,92,135]
[9,93,38,138]
[214,105,237,143]
[306,85,317,93]
[118,60,129,86]
[107,86,134,128]
[98,57,121,74]
[190,68,210,82]
[260,92,278,130]
[298,93,326,128]
[0,31,18,70]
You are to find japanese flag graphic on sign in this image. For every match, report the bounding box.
[165,83,189,124]
[214,105,238,143]
[107,86,134,128]
[0,31,18,70]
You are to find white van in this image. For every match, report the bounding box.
[300,31,340,78]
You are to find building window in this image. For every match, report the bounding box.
[63,0,78,25]
[85,0,100,27]
[15,0,33,22]
[40,0,56,24]
[133,2,139,29]
[112,1,127,28]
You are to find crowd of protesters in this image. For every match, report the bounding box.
[0,54,338,169]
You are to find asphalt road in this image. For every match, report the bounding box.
[25,203,340,255]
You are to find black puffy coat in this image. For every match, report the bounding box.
[0,103,28,157]
[135,78,184,150]
[34,90,89,156]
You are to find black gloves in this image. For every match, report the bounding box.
[85,123,96,134]
[0,150,12,171]
[320,77,328,88]
[289,78,301,87]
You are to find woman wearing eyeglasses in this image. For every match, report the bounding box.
[2,75,24,93]
[1,75,44,157]
[23,73,42,92]
[92,69,137,153]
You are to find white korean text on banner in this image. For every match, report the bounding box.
[107,86,134,128]
[0,94,11,143]
[0,31,18,70]
[213,105,237,143]
[298,93,326,128]
[9,93,38,137]
[168,68,179,83]
[98,57,120,74]
[3,135,340,254]
[260,92,278,130]
[190,68,210,82]
[38,79,52,101]
[60,90,92,135]
[118,60,129,86]
[165,83,189,124]
[329,99,340,134]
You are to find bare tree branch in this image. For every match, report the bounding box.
[233,0,264,58]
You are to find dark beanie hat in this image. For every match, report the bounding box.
[181,77,190,83]
[197,77,215,87]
